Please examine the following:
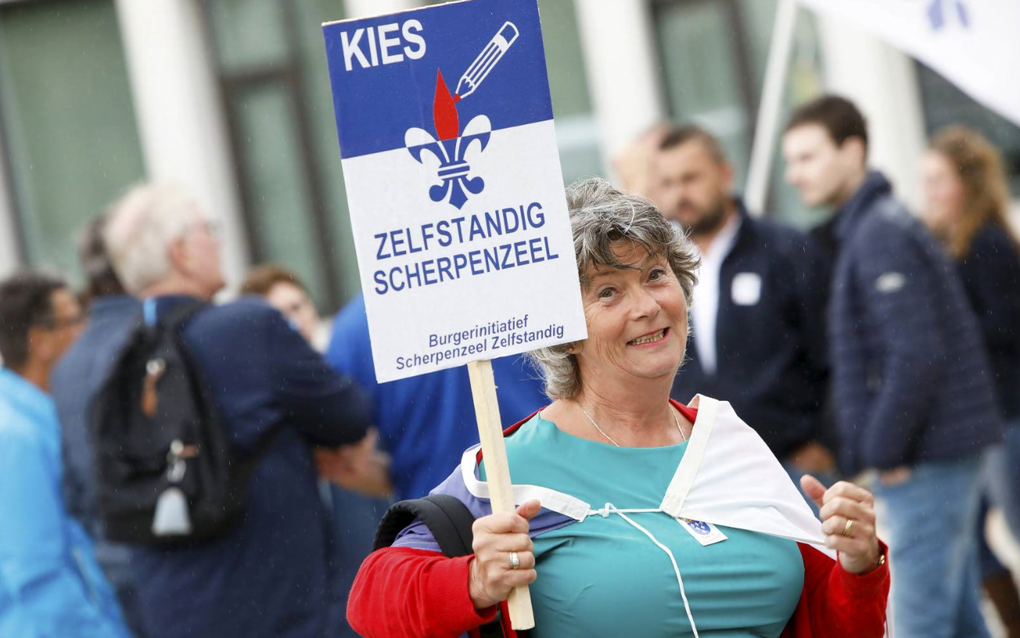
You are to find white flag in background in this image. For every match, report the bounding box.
[799,0,1020,127]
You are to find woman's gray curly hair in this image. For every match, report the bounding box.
[528,177,699,400]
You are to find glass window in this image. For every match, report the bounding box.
[294,0,361,302]
[537,0,602,184]
[737,0,826,228]
[205,0,354,311]
[207,0,290,73]
[654,0,753,186]
[654,0,825,227]
[230,83,326,301]
[0,0,145,280]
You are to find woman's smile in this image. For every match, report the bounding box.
[628,327,670,347]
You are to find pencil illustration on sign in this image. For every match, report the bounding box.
[405,22,520,209]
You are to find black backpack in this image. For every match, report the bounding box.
[91,299,267,546]
[375,495,528,638]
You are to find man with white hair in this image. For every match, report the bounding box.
[103,183,373,638]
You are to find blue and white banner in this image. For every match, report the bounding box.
[323,0,586,383]
[799,0,1020,127]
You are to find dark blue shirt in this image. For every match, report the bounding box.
[955,224,1020,419]
[828,172,1002,473]
[51,295,144,634]
[326,293,548,500]
[671,203,830,459]
[131,296,371,638]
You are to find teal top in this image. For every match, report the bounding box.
[483,412,804,638]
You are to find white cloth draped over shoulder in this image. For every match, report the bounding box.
[458,394,833,557]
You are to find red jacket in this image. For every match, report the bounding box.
[348,541,889,638]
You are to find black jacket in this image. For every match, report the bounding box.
[671,201,831,460]
[956,223,1020,420]
[827,172,1001,474]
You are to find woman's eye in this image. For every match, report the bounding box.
[649,268,666,281]
[598,288,615,299]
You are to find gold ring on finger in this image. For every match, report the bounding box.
[841,519,854,538]
[509,551,520,570]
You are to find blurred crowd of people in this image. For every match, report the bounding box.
[0,92,1017,638]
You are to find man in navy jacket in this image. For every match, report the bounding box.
[783,95,1001,638]
[651,125,834,481]
[102,184,373,638]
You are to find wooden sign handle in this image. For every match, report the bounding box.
[466,359,536,630]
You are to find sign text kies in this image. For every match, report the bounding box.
[340,20,426,71]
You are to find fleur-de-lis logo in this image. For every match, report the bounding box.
[403,22,519,210]
[928,0,970,30]
[404,71,492,209]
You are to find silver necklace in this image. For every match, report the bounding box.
[578,403,687,447]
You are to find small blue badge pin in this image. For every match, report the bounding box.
[683,518,712,535]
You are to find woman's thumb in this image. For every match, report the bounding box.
[516,499,542,520]
[799,474,827,509]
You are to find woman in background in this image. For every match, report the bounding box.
[923,125,1020,637]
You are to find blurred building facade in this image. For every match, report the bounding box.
[1,0,1017,313]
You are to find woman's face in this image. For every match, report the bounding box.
[922,151,965,234]
[266,282,320,344]
[575,242,688,390]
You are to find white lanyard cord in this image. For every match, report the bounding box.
[595,503,700,638]
[588,506,661,517]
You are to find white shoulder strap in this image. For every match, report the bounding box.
[459,445,592,521]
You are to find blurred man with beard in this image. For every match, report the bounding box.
[651,125,835,498]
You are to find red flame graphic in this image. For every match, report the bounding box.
[433,69,460,141]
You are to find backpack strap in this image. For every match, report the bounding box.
[373,494,476,555]
[373,495,516,638]
[153,298,280,487]
[160,298,207,329]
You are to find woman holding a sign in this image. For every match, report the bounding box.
[348,178,889,638]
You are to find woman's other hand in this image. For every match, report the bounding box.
[314,428,393,498]
[801,475,882,575]
[468,499,541,609]
[787,441,837,474]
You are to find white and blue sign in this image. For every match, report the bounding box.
[323,0,586,383]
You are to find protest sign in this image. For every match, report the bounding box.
[323,0,586,385]
[324,0,587,627]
